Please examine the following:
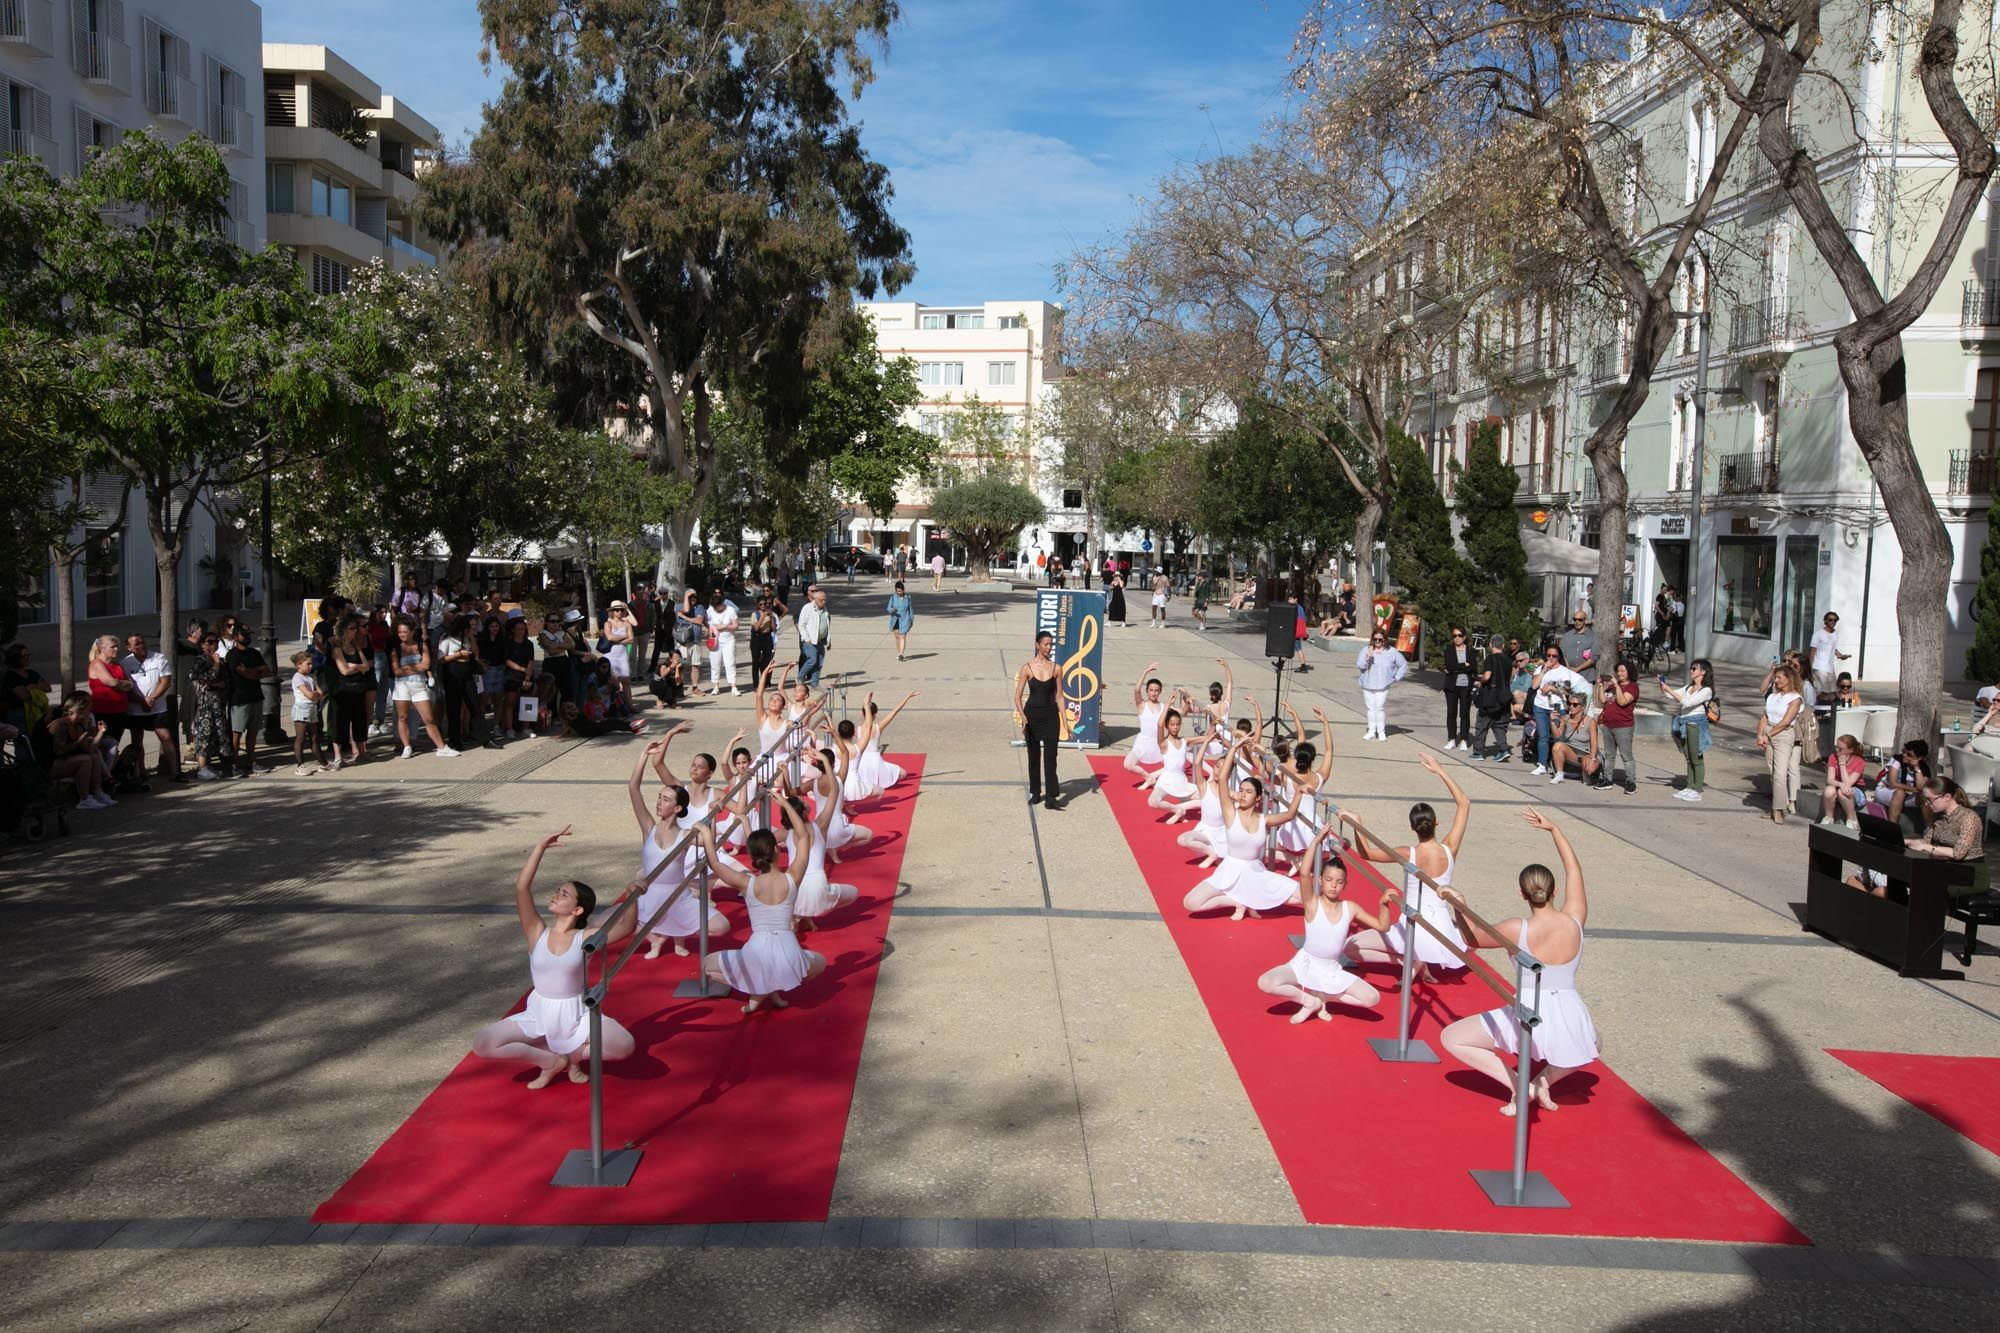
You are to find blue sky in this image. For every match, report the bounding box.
[257,0,1304,304]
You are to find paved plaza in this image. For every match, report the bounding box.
[2,583,1997,1330]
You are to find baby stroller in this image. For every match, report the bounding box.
[1,735,71,843]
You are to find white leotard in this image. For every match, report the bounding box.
[1386,843,1466,969]
[501,928,591,1055]
[1154,737,1197,799]
[1133,701,1165,764]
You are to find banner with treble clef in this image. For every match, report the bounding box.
[1035,588,1107,747]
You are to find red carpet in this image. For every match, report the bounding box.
[1829,1050,2000,1159]
[1089,755,1803,1242]
[314,756,925,1226]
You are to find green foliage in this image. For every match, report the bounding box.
[1456,421,1537,641]
[1968,521,2000,683]
[566,430,688,572]
[927,477,1047,581]
[1098,434,1208,541]
[1200,395,1367,569]
[944,394,1026,483]
[1384,427,1471,660]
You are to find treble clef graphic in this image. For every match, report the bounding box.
[1059,613,1101,726]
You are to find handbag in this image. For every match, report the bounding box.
[517,696,540,722]
[705,633,718,653]
[1795,703,1821,765]
[596,635,612,654]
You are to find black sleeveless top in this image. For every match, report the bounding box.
[1024,672,1059,718]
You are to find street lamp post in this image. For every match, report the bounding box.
[259,434,287,747]
[1672,304,1712,665]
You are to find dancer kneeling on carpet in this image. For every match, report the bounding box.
[1138,693,1201,819]
[1438,809,1599,1114]
[471,825,638,1088]
[630,740,731,957]
[1123,662,1167,777]
[858,690,916,791]
[1257,822,1388,1023]
[1271,705,1336,870]
[1340,752,1470,984]
[1182,735,1306,920]
[693,795,827,1014]
[782,775,859,928]
[806,731,874,862]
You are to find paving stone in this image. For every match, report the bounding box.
[780,1222,825,1247]
[820,1218,863,1248]
[974,1219,1017,1249]
[934,1218,978,1249]
[262,1219,321,1247]
[381,1224,439,1246]
[307,1223,357,1247]
[424,1224,476,1247]
[702,1222,747,1248]
[858,1217,900,1248]
[581,1225,630,1248]
[1047,1219,1097,1249]
[895,1218,939,1249]
[1126,1220,1171,1250]
[543,1226,591,1248]
[100,1218,205,1250]
[341,1223,400,1246]
[1090,1218,1131,1250]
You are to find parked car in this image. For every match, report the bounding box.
[821,544,887,575]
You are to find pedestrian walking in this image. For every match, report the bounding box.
[1149,568,1170,628]
[1471,635,1513,761]
[796,585,832,688]
[1808,611,1850,698]
[886,580,914,659]
[930,550,945,590]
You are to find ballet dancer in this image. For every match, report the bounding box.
[1438,809,1598,1114]
[1256,822,1389,1023]
[857,690,915,791]
[1179,742,1234,867]
[834,703,884,804]
[1182,734,1307,920]
[1198,659,1234,766]
[781,775,860,928]
[805,731,875,861]
[629,740,730,957]
[692,796,828,1014]
[1122,662,1167,777]
[753,663,792,755]
[471,826,638,1088]
[1272,705,1336,869]
[1340,752,1471,983]
[1139,697,1202,819]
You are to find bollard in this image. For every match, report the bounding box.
[549,990,642,1187]
[1368,862,1440,1064]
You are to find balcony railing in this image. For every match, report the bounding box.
[1963,281,2000,328]
[1948,448,1996,495]
[81,29,131,93]
[208,103,252,155]
[3,123,58,173]
[148,69,199,125]
[1588,343,1620,384]
[1715,450,1780,495]
[1728,296,1796,353]
[1,0,55,55]
[388,233,436,267]
[1512,460,1556,496]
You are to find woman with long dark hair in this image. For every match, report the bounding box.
[1442,626,1476,751]
[389,618,458,759]
[1660,658,1716,801]
[328,619,374,768]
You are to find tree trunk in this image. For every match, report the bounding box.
[967,543,993,583]
[144,489,183,675]
[621,551,633,602]
[1842,337,1949,749]
[661,509,697,594]
[1587,437,1632,675]
[52,548,78,698]
[581,555,600,632]
[1351,490,1382,619]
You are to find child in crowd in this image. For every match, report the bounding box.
[290,651,326,774]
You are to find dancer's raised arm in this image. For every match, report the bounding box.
[1216,658,1234,711]
[1134,661,1160,707]
[1337,808,1402,865]
[875,690,918,733]
[1312,707,1335,781]
[1419,752,1473,854]
[513,825,571,945]
[629,742,664,834]
[1266,772,1306,829]
[775,789,815,889]
[651,721,693,786]
[601,885,640,948]
[855,693,879,747]
[1525,808,1586,927]
[694,824,751,894]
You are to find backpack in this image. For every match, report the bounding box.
[1795,702,1821,765]
[1705,698,1721,725]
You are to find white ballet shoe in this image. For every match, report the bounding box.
[567,1062,590,1084]
[1290,997,1325,1025]
[526,1063,564,1090]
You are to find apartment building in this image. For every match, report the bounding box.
[3,0,264,629]
[857,299,1086,566]
[261,43,437,295]
[1392,6,1993,679]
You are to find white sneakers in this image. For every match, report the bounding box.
[436,746,461,758]
[195,767,220,782]
[1675,788,1704,801]
[399,745,414,759]
[1531,764,1549,776]
[1549,771,1566,785]
[79,793,115,810]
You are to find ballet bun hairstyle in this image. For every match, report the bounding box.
[837,718,856,740]
[818,746,837,771]
[1273,740,1292,764]
[1408,801,1438,840]
[1519,863,1557,907]
[669,784,691,817]
[787,794,812,820]
[730,746,751,765]
[695,752,718,776]
[1163,707,1182,729]
[568,881,597,925]
[1208,681,1224,702]
[746,829,778,871]
[1294,742,1316,771]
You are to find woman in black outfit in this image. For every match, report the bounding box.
[1106,572,1128,628]
[1442,625,1476,751]
[329,620,374,767]
[1012,629,1064,809]
[748,593,778,686]
[435,614,479,751]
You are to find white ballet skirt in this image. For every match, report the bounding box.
[858,739,904,790]
[1203,711,1231,759]
[821,780,859,850]
[1193,788,1228,854]
[1154,738,1198,800]
[639,828,703,939]
[717,874,811,996]
[787,828,854,919]
[1197,818,1297,911]
[1273,774,1319,853]
[1480,923,1599,1068]
[676,790,717,877]
[1289,899,1361,996]
[1132,702,1164,765]
[1385,844,1467,970]
[841,747,876,802]
[504,928,591,1055]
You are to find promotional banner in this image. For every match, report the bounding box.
[1035,588,1107,746]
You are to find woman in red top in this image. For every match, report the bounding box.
[1818,733,1866,827]
[1596,660,1639,793]
[86,634,140,744]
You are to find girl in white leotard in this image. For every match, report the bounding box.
[806,735,874,861]
[835,706,883,804]
[1122,663,1167,776]
[692,797,827,1014]
[1199,659,1234,765]
[1342,752,1471,983]
[628,738,731,957]
[752,662,793,756]
[1272,706,1336,868]
[1182,735,1307,920]
[471,826,639,1087]
[858,690,916,791]
[1257,822,1389,1023]
[1138,698,1202,819]
[784,791,859,925]
[1439,809,1599,1114]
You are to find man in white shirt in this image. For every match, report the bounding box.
[796,586,831,688]
[1808,611,1849,697]
[1530,644,1592,775]
[121,632,179,779]
[931,551,945,590]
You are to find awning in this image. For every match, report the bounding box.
[1520,527,1601,576]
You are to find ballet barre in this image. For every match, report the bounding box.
[1324,802,1568,1210]
[553,715,822,1189]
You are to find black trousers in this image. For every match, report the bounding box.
[750,631,774,686]
[1023,714,1060,804]
[330,690,369,750]
[647,632,674,673]
[1473,705,1510,756]
[1443,686,1472,741]
[441,673,473,749]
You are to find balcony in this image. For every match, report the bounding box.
[265,211,383,270]
[4,123,58,173]
[1,0,55,56]
[265,125,382,190]
[1728,296,1798,355]
[80,29,131,94]
[1588,343,1621,385]
[148,69,199,126]
[208,103,253,156]
[388,233,436,271]
[1963,281,2000,328]
[1948,449,1995,495]
[1715,450,1780,495]
[1512,460,1557,496]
